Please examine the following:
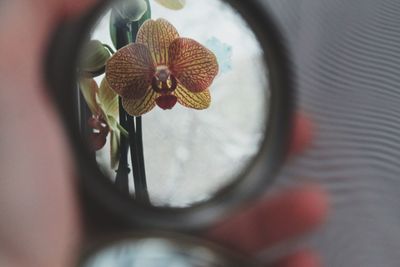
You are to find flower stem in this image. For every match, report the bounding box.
[135,117,148,201]
[77,84,95,159]
[112,5,151,202]
[114,15,132,196]
[128,116,150,203]
[115,98,130,196]
[135,117,147,190]
[127,14,150,203]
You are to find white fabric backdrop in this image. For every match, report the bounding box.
[267,0,400,266]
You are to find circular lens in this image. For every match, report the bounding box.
[48,0,292,229]
[80,234,250,267]
[77,0,269,208]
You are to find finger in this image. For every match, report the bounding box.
[207,185,328,254]
[289,112,314,157]
[274,250,321,267]
[60,0,99,17]
[39,0,99,18]
[20,0,100,19]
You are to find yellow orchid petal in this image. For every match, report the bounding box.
[169,38,219,93]
[79,78,101,115]
[154,0,186,10]
[122,89,159,116]
[175,84,211,110]
[99,78,119,119]
[105,43,154,99]
[136,19,179,65]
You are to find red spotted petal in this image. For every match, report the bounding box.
[106,43,154,99]
[169,38,219,93]
[136,19,180,65]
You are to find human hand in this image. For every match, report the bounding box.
[207,113,328,267]
[0,2,97,267]
[0,1,327,267]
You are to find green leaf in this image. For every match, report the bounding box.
[80,40,111,77]
[154,0,186,10]
[110,130,120,170]
[79,79,100,115]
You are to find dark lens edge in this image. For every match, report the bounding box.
[44,0,295,232]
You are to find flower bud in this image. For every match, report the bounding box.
[118,0,148,22]
[80,40,111,77]
[154,0,186,10]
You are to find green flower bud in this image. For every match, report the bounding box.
[80,40,111,78]
[154,0,186,10]
[117,0,148,22]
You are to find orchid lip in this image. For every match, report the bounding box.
[155,95,178,110]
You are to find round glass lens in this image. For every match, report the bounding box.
[81,237,237,267]
[76,0,269,207]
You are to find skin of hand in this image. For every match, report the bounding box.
[0,1,328,267]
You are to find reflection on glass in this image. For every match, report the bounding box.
[77,0,269,207]
[82,238,229,267]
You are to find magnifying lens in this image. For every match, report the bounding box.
[45,0,293,266]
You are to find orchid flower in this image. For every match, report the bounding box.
[79,78,128,169]
[105,18,219,116]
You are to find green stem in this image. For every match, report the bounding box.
[128,116,150,203]
[114,13,132,196]
[126,18,150,203]
[134,116,148,201]
[112,5,151,202]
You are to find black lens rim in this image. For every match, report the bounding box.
[45,0,294,232]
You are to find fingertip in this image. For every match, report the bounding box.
[290,112,314,156]
[290,185,329,229]
[60,0,99,17]
[276,250,321,267]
